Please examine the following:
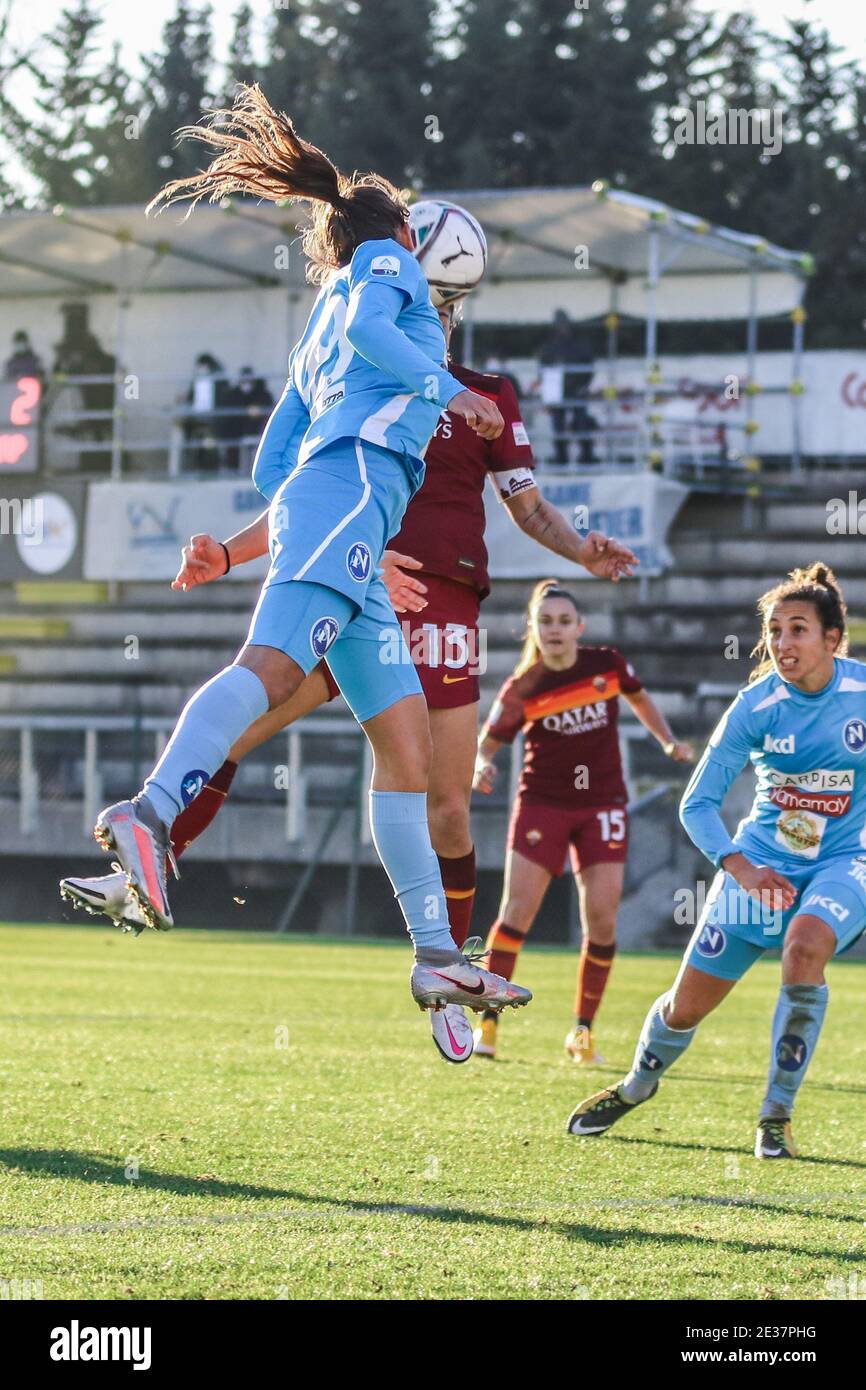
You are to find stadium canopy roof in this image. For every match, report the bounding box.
[0,185,809,322]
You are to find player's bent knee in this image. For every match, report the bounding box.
[235,647,304,711]
[428,796,470,843]
[781,936,827,979]
[663,996,703,1031]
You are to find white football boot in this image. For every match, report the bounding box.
[94,797,177,931]
[429,1004,474,1063]
[60,866,148,936]
[411,936,532,1014]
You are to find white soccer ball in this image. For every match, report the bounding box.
[408,199,488,308]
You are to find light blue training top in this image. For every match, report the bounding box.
[680,656,866,869]
[252,237,465,503]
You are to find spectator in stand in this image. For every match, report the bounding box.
[224,365,275,468]
[51,302,116,470]
[536,309,597,465]
[180,352,232,469]
[5,330,45,381]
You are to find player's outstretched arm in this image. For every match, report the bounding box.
[679,697,793,909]
[172,510,270,591]
[623,689,693,762]
[504,490,637,580]
[345,265,503,439]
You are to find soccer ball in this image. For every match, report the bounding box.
[408,199,488,308]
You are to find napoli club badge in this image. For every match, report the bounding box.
[180,769,209,807]
[310,616,340,659]
[843,717,866,754]
[346,542,372,583]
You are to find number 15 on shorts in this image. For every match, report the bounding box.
[597,809,626,843]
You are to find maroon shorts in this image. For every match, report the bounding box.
[322,572,482,710]
[508,797,629,878]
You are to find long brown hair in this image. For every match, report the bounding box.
[750,561,848,681]
[514,579,582,677]
[146,84,410,284]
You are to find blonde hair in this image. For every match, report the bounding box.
[146,84,410,285]
[514,579,581,677]
[750,561,848,681]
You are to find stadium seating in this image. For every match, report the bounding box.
[1,477,862,944]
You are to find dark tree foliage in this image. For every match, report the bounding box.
[2,0,864,342]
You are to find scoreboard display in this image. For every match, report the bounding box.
[0,376,42,472]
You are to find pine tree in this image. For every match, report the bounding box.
[139,2,216,198]
[260,0,328,138]
[0,1,134,206]
[272,0,436,183]
[222,3,259,104]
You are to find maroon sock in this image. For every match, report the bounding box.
[484,919,526,980]
[169,759,237,861]
[575,939,617,1027]
[436,847,476,949]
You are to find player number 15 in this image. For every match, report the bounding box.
[596,809,626,841]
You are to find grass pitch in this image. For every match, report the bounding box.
[0,923,864,1301]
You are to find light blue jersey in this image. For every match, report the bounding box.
[253,237,464,504]
[681,656,866,870]
[677,656,866,971]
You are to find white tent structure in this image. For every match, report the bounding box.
[0,185,809,473]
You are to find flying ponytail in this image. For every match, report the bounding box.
[146,84,409,284]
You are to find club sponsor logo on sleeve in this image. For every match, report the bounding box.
[511,421,530,447]
[370,255,400,277]
[493,468,536,499]
[318,382,345,412]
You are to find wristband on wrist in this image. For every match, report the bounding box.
[219,542,231,576]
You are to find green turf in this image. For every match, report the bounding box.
[0,923,864,1301]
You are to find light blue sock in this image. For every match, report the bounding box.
[142,665,268,825]
[368,791,455,953]
[621,994,697,1102]
[760,982,828,1120]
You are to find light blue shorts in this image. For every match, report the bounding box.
[265,437,413,603]
[683,853,866,981]
[244,437,423,723]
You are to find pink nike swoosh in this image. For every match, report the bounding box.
[432,971,486,995]
[444,1014,468,1055]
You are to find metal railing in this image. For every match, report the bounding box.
[28,368,828,483]
[0,712,654,844]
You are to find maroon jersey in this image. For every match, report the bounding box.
[391,363,534,599]
[483,646,643,806]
